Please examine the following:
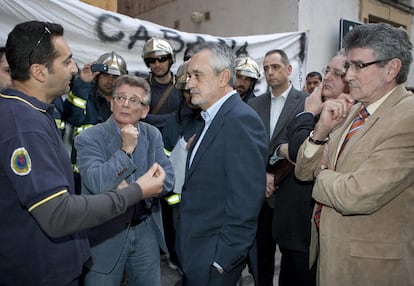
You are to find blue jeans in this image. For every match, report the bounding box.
[84,218,161,286]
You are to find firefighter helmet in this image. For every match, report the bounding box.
[142,37,175,67]
[96,51,128,76]
[175,60,190,90]
[235,56,260,80]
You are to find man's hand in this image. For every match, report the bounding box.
[313,97,354,140]
[121,124,139,154]
[116,180,129,190]
[136,163,166,199]
[265,172,275,198]
[277,143,293,163]
[305,85,324,116]
[79,62,99,83]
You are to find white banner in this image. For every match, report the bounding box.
[0,0,308,95]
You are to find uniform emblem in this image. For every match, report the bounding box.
[10,147,32,176]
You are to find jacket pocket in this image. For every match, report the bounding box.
[350,240,402,260]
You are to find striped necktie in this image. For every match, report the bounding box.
[314,107,370,228]
[336,107,370,162]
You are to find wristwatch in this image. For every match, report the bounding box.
[309,130,329,145]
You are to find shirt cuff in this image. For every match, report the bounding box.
[269,145,284,165]
[303,139,323,158]
[213,261,223,270]
[296,111,314,118]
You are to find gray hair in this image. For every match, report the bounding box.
[113,75,151,106]
[343,23,413,84]
[191,41,236,86]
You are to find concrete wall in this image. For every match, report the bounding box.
[121,0,414,86]
[298,0,360,74]
[134,0,299,36]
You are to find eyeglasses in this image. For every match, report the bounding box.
[113,94,146,107]
[344,59,391,73]
[29,25,52,65]
[322,66,346,78]
[144,55,172,66]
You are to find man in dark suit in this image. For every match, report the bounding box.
[176,42,268,286]
[269,51,349,286]
[248,49,307,286]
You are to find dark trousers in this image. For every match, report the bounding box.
[161,197,180,265]
[256,202,277,286]
[278,248,316,286]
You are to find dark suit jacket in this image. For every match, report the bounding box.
[272,112,316,252]
[177,93,268,286]
[248,86,308,156]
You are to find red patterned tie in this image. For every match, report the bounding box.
[314,107,370,228]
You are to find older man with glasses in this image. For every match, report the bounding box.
[295,23,414,286]
[267,49,350,286]
[75,74,174,286]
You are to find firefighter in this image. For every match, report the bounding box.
[141,37,181,131]
[234,56,261,102]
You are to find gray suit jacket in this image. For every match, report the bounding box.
[295,85,414,286]
[75,116,174,273]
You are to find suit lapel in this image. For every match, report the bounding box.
[185,94,236,181]
[270,88,303,147]
[104,118,122,155]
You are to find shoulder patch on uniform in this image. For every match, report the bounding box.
[10,147,32,176]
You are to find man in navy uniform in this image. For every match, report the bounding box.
[0,20,166,286]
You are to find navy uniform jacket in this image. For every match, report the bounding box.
[142,73,181,131]
[0,89,89,285]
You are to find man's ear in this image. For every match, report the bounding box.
[385,58,402,82]
[29,64,47,83]
[141,105,150,119]
[286,64,293,75]
[219,69,231,87]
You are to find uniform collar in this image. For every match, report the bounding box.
[1,88,54,115]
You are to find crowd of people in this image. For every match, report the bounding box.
[0,19,413,286]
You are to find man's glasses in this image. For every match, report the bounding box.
[322,66,346,78]
[344,59,391,73]
[29,25,52,65]
[144,55,172,66]
[113,94,146,107]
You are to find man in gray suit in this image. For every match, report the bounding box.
[248,49,307,286]
[75,75,174,286]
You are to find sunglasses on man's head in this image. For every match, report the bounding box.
[144,55,172,65]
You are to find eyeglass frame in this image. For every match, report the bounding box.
[144,55,172,66]
[113,94,147,107]
[344,59,392,73]
[321,66,346,78]
[29,25,52,66]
